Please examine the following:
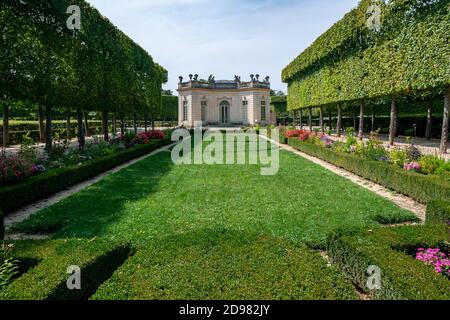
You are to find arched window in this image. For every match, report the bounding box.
[219,100,230,124]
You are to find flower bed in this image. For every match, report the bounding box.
[287,130,450,204]
[286,129,450,181]
[0,130,166,186]
[416,247,450,279]
[0,133,172,214]
[327,224,450,300]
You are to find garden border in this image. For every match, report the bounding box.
[426,201,450,225]
[327,223,450,300]
[288,139,450,204]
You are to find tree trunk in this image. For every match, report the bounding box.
[389,96,398,146]
[425,98,433,140]
[2,105,9,147]
[77,108,85,151]
[66,114,71,141]
[134,113,138,134]
[371,108,376,133]
[328,111,332,131]
[319,107,324,132]
[112,113,117,136]
[309,108,312,131]
[120,113,125,136]
[299,110,303,129]
[144,113,148,132]
[359,99,365,140]
[337,104,342,137]
[353,106,357,130]
[151,114,155,131]
[45,105,52,151]
[38,106,45,143]
[440,88,449,154]
[84,112,89,137]
[102,111,109,142]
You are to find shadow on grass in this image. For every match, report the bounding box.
[91,227,359,300]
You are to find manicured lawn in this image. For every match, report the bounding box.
[11,137,417,299]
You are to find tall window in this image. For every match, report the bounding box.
[242,99,248,123]
[261,100,267,121]
[183,100,188,122]
[201,101,207,122]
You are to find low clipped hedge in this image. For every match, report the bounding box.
[426,201,450,225]
[0,238,131,300]
[327,224,450,300]
[0,137,172,214]
[288,139,450,204]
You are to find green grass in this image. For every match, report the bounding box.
[10,136,418,299]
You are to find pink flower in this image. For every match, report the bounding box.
[416,247,450,275]
[404,162,421,172]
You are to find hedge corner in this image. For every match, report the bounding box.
[426,200,450,225]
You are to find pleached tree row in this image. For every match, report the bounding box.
[0,0,167,150]
[282,0,449,153]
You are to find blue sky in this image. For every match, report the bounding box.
[87,0,360,93]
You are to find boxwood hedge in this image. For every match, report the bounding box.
[288,138,450,203]
[0,137,172,214]
[426,201,450,225]
[327,224,450,300]
[0,238,131,300]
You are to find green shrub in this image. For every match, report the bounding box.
[0,238,131,300]
[327,225,450,300]
[0,137,172,214]
[419,155,445,175]
[288,139,450,204]
[389,149,408,168]
[435,162,450,181]
[426,201,450,225]
[0,243,19,290]
[359,134,388,161]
